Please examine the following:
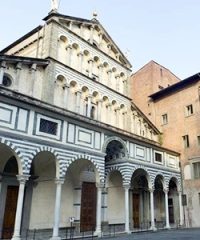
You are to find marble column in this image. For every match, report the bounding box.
[86,95,92,117]
[123,79,128,96]
[97,99,103,121]
[77,51,84,72]
[107,44,112,55]
[149,188,156,231]
[50,179,64,240]
[63,83,70,109]
[66,45,72,67]
[107,69,112,86]
[164,188,170,229]
[0,61,6,85]
[98,64,103,82]
[98,32,103,47]
[115,74,120,91]
[115,107,120,127]
[95,184,103,236]
[30,63,37,96]
[88,59,94,78]
[106,103,112,124]
[76,91,82,114]
[14,62,22,90]
[12,175,29,240]
[178,191,184,226]
[124,185,130,233]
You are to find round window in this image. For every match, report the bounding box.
[2,75,12,87]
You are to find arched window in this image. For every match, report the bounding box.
[2,74,12,87]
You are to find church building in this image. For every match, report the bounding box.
[0,3,182,240]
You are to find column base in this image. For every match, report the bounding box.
[149,226,157,231]
[164,225,170,229]
[125,230,131,234]
[49,236,61,240]
[11,236,21,240]
[94,230,101,237]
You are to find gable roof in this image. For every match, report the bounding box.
[43,12,132,67]
[0,26,43,54]
[149,72,200,100]
[132,60,180,80]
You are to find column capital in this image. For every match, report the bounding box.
[115,107,121,111]
[149,187,155,193]
[97,99,103,103]
[0,61,6,68]
[55,178,65,185]
[107,69,112,74]
[88,58,94,63]
[66,44,72,50]
[16,62,22,70]
[163,188,169,194]
[123,184,130,189]
[17,175,30,184]
[86,94,93,99]
[77,51,84,57]
[31,63,37,71]
[63,83,70,89]
[98,63,104,68]
[98,32,103,37]
[96,182,104,189]
[75,90,82,95]
[106,103,112,107]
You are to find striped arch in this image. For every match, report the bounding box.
[166,174,182,191]
[105,165,132,186]
[153,173,167,190]
[60,154,105,184]
[30,146,61,179]
[102,136,129,158]
[0,138,23,175]
[131,165,154,189]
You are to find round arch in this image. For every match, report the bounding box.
[0,141,23,175]
[102,136,128,158]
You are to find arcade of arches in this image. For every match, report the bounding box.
[0,140,183,240]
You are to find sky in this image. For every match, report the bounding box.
[0,0,199,79]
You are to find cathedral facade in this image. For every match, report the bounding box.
[0,10,182,240]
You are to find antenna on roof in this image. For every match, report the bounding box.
[50,0,60,13]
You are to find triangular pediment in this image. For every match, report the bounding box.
[44,12,132,68]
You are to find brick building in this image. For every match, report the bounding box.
[131,61,200,227]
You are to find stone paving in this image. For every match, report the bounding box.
[102,228,200,240]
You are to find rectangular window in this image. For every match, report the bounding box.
[197,136,200,146]
[193,162,200,179]
[155,152,162,163]
[182,135,189,148]
[185,104,193,117]
[199,193,200,205]
[182,194,187,206]
[162,113,168,125]
[39,118,58,135]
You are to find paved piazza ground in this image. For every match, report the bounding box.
[102,228,200,240]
